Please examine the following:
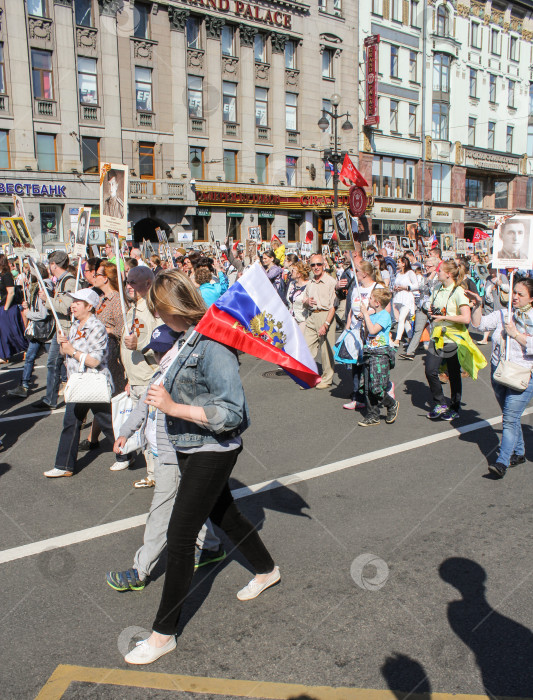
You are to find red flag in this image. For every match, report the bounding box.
[271,233,281,245]
[473,228,489,242]
[305,230,314,244]
[330,231,338,242]
[339,154,368,188]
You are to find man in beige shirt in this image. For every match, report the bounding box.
[120,266,161,488]
[303,254,337,389]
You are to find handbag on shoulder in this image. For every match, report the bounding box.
[492,313,531,393]
[64,353,112,404]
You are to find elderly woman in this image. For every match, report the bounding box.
[44,288,116,478]
[287,261,309,330]
[468,278,533,478]
[123,270,278,665]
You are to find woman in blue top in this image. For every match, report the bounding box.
[193,260,228,306]
[123,270,278,665]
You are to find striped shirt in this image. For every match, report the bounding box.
[66,314,114,391]
[473,308,533,370]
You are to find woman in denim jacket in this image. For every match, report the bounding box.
[124,270,279,666]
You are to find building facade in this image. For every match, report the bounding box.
[359,0,533,248]
[0,0,358,250]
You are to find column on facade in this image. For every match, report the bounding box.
[99,9,124,163]
[169,20,189,180]
[204,23,224,179]
[270,38,286,189]
[54,1,79,171]
[239,37,255,183]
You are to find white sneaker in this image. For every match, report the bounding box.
[237,566,281,601]
[110,460,131,471]
[343,401,365,410]
[387,382,395,400]
[124,635,176,665]
[44,467,73,478]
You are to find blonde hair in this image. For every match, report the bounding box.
[294,261,310,280]
[359,260,384,285]
[147,269,206,324]
[441,260,465,287]
[371,287,392,308]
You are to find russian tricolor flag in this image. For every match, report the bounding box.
[196,263,321,388]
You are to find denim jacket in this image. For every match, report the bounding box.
[163,328,250,449]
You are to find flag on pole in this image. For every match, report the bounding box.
[429,232,438,249]
[325,159,334,186]
[339,154,368,188]
[196,262,321,388]
[473,228,490,242]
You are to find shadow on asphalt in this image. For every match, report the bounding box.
[0,462,11,478]
[380,557,533,698]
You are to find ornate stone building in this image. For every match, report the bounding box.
[0,0,358,249]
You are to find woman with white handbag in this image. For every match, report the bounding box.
[44,288,127,478]
[468,277,533,479]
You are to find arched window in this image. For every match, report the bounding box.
[436,5,449,37]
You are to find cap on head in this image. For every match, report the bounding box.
[127,265,154,286]
[67,288,100,309]
[142,324,180,354]
[48,250,69,269]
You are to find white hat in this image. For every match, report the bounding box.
[67,288,100,309]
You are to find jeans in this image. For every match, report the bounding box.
[153,446,275,635]
[21,340,48,388]
[425,340,462,410]
[54,401,128,473]
[133,457,221,581]
[351,364,364,401]
[405,310,429,356]
[44,335,65,408]
[491,367,533,467]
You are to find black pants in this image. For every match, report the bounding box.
[424,340,462,410]
[54,402,127,473]
[153,445,275,635]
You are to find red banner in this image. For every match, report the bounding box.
[364,35,380,127]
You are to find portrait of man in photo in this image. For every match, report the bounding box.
[497,218,529,261]
[103,169,125,219]
[12,217,32,248]
[76,209,90,246]
[2,218,21,249]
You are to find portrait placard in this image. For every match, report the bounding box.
[100,163,128,238]
[491,216,533,269]
[331,208,354,252]
[74,207,91,257]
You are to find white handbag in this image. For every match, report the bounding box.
[64,353,112,404]
[492,313,532,393]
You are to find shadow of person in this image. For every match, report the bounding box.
[440,557,533,697]
[381,653,432,698]
[0,462,11,478]
[403,379,432,412]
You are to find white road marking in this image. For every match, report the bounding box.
[0,407,66,424]
[0,365,46,373]
[0,409,528,566]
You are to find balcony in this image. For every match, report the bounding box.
[286,130,299,145]
[256,125,270,142]
[223,122,240,138]
[35,99,57,118]
[0,95,8,113]
[81,104,100,122]
[137,112,154,128]
[129,179,186,202]
[431,33,461,57]
[189,117,206,134]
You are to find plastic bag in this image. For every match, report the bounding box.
[111,391,147,454]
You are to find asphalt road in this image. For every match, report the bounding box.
[0,345,532,700]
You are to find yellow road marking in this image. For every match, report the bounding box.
[34,664,530,700]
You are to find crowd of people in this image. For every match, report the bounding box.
[0,231,532,663]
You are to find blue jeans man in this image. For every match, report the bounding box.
[33,335,64,410]
[491,366,533,470]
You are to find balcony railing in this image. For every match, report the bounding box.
[0,95,8,112]
[286,130,299,145]
[81,104,99,121]
[189,117,206,134]
[223,122,239,138]
[129,179,186,201]
[256,125,270,142]
[35,99,56,118]
[137,112,154,128]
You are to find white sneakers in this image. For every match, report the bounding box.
[109,460,132,472]
[124,635,176,665]
[237,566,281,601]
[44,467,73,478]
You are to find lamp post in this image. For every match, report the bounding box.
[318,93,353,208]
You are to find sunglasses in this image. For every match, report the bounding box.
[310,263,323,268]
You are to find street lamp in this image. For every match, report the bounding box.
[318,93,353,207]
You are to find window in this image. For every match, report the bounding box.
[466,178,483,207]
[468,117,476,146]
[81,136,99,174]
[285,92,297,131]
[433,54,449,93]
[391,0,402,22]
[527,178,533,209]
[189,146,204,179]
[409,51,417,82]
[28,0,46,17]
[187,75,202,118]
[318,0,326,11]
[75,0,92,27]
[223,149,237,182]
[491,29,501,55]
[36,133,56,171]
[0,130,9,169]
[186,17,200,49]
[221,26,235,57]
[409,103,417,136]
[372,0,383,16]
[528,125,533,157]
[135,66,152,111]
[390,46,399,78]
[255,87,268,126]
[509,35,518,62]
[0,44,5,94]
[223,81,237,123]
[410,0,420,28]
[321,99,331,134]
[41,205,62,243]
[432,163,451,202]
[489,74,496,103]
[470,21,481,48]
[286,156,297,186]
[192,216,207,241]
[488,121,495,150]
[469,69,477,98]
[506,125,513,153]
[133,2,149,39]
[508,80,516,108]
[285,40,296,69]
[432,103,449,140]
[254,34,266,63]
[436,5,449,37]
[371,156,416,199]
[31,50,53,100]
[255,153,268,184]
[139,142,154,179]
[333,0,342,15]
[322,49,334,79]
[495,181,508,209]
[78,57,97,104]
[390,100,399,132]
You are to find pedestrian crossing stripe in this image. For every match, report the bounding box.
[34,664,531,700]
